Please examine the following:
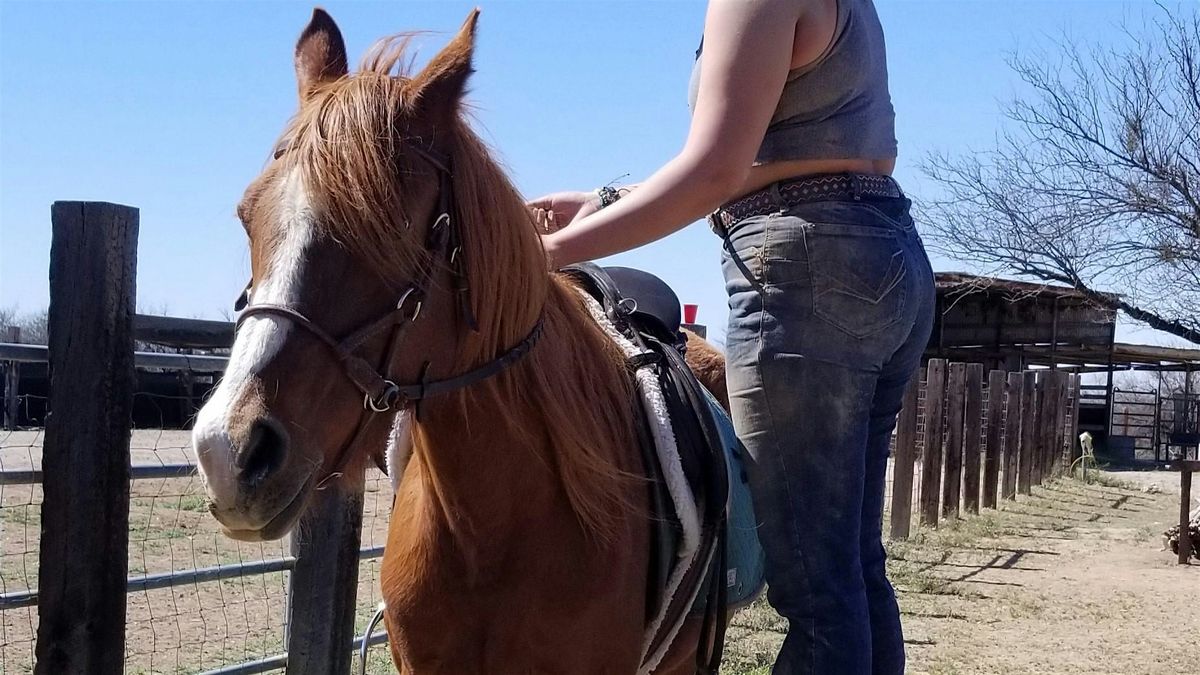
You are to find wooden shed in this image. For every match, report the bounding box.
[927,273,1199,461]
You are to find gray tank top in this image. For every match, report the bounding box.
[688,0,897,163]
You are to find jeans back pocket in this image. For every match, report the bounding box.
[806,223,908,339]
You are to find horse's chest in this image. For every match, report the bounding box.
[379,538,644,673]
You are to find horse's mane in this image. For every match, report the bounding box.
[280,36,638,539]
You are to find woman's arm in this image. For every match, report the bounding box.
[528,184,640,230]
[542,0,810,267]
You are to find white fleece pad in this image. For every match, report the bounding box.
[574,291,705,674]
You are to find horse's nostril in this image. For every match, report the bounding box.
[240,420,287,486]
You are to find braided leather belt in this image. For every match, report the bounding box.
[710,173,903,232]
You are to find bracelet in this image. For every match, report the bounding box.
[595,186,621,208]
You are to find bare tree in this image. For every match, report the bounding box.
[1125,369,1198,396]
[0,307,16,336]
[921,4,1200,343]
[0,306,48,344]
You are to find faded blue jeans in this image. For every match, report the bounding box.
[721,192,935,674]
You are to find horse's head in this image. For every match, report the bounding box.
[192,8,533,541]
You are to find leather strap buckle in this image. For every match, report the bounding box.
[365,380,401,412]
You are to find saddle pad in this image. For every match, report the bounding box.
[693,389,766,613]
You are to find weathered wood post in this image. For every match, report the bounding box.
[983,370,1007,509]
[3,326,20,429]
[1178,462,1196,565]
[178,369,195,428]
[285,483,367,675]
[962,364,984,514]
[1002,372,1023,500]
[36,202,139,674]
[889,375,920,540]
[1039,372,1062,481]
[942,363,967,520]
[1032,372,1049,486]
[1018,371,1038,496]
[920,359,947,526]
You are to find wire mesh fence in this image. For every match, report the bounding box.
[124,430,289,673]
[1,428,42,674]
[0,426,396,674]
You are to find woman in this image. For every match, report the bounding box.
[531,1,934,673]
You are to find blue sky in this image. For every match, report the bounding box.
[0,0,1176,343]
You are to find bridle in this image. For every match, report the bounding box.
[234,140,544,489]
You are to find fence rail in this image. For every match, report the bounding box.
[0,509,386,611]
[0,342,229,372]
[0,461,197,485]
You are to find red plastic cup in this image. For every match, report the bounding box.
[683,303,698,324]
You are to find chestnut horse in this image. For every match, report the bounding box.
[193,9,727,674]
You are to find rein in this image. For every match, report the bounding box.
[235,141,543,488]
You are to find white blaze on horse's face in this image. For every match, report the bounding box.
[192,168,316,540]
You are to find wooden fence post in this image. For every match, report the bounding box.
[1179,466,1194,565]
[920,359,947,526]
[1039,372,1062,482]
[963,364,984,514]
[3,326,19,430]
[1018,371,1038,496]
[983,370,1007,509]
[942,363,967,520]
[1032,373,1049,486]
[36,202,139,674]
[890,375,921,540]
[1002,372,1023,500]
[178,369,195,429]
[285,485,367,675]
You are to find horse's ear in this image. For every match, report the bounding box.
[413,9,479,118]
[294,8,349,101]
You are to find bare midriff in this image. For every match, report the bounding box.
[737,156,897,201]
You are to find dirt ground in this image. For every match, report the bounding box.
[724,471,1198,675]
[4,428,1196,674]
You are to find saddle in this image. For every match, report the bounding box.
[565,264,731,674]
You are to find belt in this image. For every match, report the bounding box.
[709,173,903,233]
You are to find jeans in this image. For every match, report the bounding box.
[721,194,935,675]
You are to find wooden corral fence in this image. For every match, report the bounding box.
[888,358,1082,540]
[8,203,381,675]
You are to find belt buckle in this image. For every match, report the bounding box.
[848,173,863,201]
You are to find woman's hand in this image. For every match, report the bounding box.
[530,207,559,234]
[527,191,600,225]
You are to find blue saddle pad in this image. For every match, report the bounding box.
[692,391,766,612]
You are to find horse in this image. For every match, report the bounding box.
[192,9,731,673]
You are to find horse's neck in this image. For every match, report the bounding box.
[392,280,638,569]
